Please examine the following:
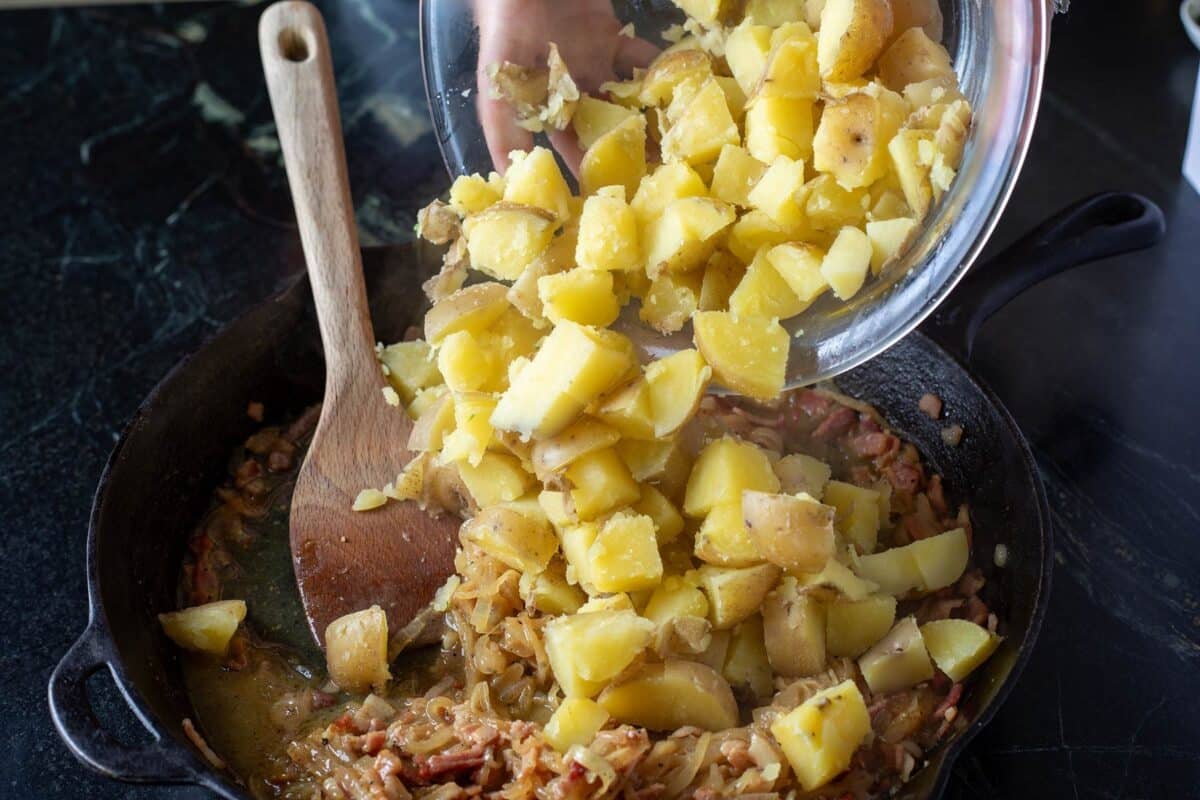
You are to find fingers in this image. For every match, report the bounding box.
[547,128,585,178]
[614,35,661,76]
[476,72,533,174]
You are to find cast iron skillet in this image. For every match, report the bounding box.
[48,193,1164,799]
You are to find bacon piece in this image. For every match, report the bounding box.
[812,406,857,441]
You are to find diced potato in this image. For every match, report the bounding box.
[618,436,692,495]
[503,147,573,222]
[878,28,954,92]
[723,615,774,699]
[805,174,868,232]
[772,453,832,498]
[630,162,708,227]
[436,330,501,393]
[684,436,781,517]
[462,504,558,574]
[538,490,575,530]
[531,417,621,478]
[823,480,881,553]
[770,680,870,791]
[457,452,534,507]
[825,594,897,657]
[866,217,918,274]
[559,522,599,587]
[888,128,934,218]
[448,173,501,216]
[486,307,545,364]
[640,269,703,334]
[820,227,872,301]
[544,697,610,752]
[695,502,763,567]
[693,312,790,401]
[565,448,641,520]
[744,96,815,163]
[537,269,620,327]
[406,384,447,421]
[633,485,686,544]
[764,244,830,312]
[639,49,713,107]
[579,593,636,614]
[424,282,511,345]
[710,148,765,212]
[753,24,820,101]
[726,21,774,95]
[795,558,878,600]
[491,321,636,440]
[661,78,740,165]
[699,250,747,311]
[869,186,912,222]
[439,392,498,466]
[643,197,736,277]
[858,616,934,693]
[324,605,390,694]
[408,390,455,452]
[574,96,639,150]
[575,189,641,273]
[744,0,808,26]
[645,349,712,438]
[729,246,808,320]
[159,600,246,656]
[813,89,906,189]
[595,378,656,440]
[817,0,893,82]
[908,527,970,591]
[545,610,655,696]
[379,340,441,403]
[852,545,921,596]
[762,577,826,676]
[742,491,836,574]
[643,575,710,625]
[463,202,557,281]
[920,619,1001,682]
[696,563,782,629]
[588,511,664,593]
[670,0,732,25]
[747,156,808,229]
[580,115,648,198]
[520,559,586,614]
[597,660,738,731]
[727,210,793,264]
[714,76,748,122]
[507,234,573,328]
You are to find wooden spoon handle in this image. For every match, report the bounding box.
[260,2,377,385]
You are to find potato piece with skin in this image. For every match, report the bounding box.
[408,390,455,452]
[742,490,837,574]
[823,479,881,553]
[508,230,574,328]
[643,575,710,626]
[575,188,641,273]
[723,614,774,699]
[462,504,558,574]
[710,145,767,208]
[643,197,736,277]
[587,511,664,593]
[820,226,872,301]
[729,246,808,321]
[640,269,703,334]
[747,156,808,229]
[490,321,636,440]
[773,453,832,498]
[520,559,586,614]
[889,128,934,218]
[661,78,741,165]
[159,600,246,656]
[817,0,893,82]
[725,21,774,96]
[565,448,641,520]
[537,269,621,327]
[463,202,557,281]
[597,660,738,732]
[770,680,870,792]
[544,697,610,752]
[424,283,511,345]
[503,147,573,222]
[573,96,638,150]
[696,563,782,629]
[813,89,907,190]
[699,250,747,311]
[858,616,934,693]
[580,115,648,198]
[695,502,763,567]
[826,594,897,657]
[618,436,692,493]
[909,527,970,590]
[645,349,712,438]
[639,49,713,108]
[852,544,922,595]
[693,311,790,401]
[684,436,781,517]
[878,28,954,92]
[888,0,944,43]
[744,95,815,163]
[545,610,655,696]
[762,577,826,677]
[920,619,1001,682]
[457,452,534,508]
[753,24,820,102]
[531,417,620,478]
[325,605,390,694]
[795,558,879,600]
[633,485,686,544]
[866,217,919,274]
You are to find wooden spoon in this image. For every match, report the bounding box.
[259,1,459,648]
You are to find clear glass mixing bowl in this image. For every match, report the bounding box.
[420,0,1057,388]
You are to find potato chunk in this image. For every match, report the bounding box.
[588,511,664,593]
[858,616,934,693]
[726,21,774,95]
[888,128,934,217]
[462,504,558,574]
[520,560,586,614]
[544,697,610,752]
[728,248,805,322]
[696,563,781,629]
[325,606,390,694]
[772,453,832,498]
[866,217,918,274]
[762,577,826,676]
[695,502,763,567]
[661,78,741,165]
[645,349,712,438]
[531,417,621,478]
[822,479,881,553]
[378,340,441,403]
[820,226,873,301]
[794,558,878,600]
[643,197,736,277]
[742,490,836,574]
[565,448,641,520]
[503,147,573,221]
[877,27,954,92]
[595,378,656,440]
[437,330,501,393]
[693,312,789,401]
[630,162,708,227]
[424,282,511,345]
[744,96,815,163]
[920,619,1001,682]
[710,145,767,208]
[817,0,893,82]
[457,452,534,507]
[597,660,738,731]
[491,321,636,440]
[575,188,641,273]
[825,594,897,657]
[545,610,655,697]
[770,680,870,791]
[640,270,703,334]
[643,575,710,626]
[537,269,620,327]
[753,23,820,101]
[632,485,686,544]
[462,203,557,281]
[747,155,808,229]
[813,89,906,189]
[723,615,774,699]
[573,96,638,150]
[448,173,501,216]
[908,527,970,591]
[159,600,246,656]
[580,115,648,197]
[684,436,781,517]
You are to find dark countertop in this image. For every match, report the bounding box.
[1,1,1197,798]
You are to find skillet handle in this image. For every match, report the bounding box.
[923,192,1165,361]
[49,622,202,784]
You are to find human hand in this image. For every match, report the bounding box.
[474,0,658,174]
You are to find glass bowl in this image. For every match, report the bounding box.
[420,0,1056,388]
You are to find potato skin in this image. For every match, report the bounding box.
[817,0,894,82]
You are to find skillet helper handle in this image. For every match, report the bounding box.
[925,192,1165,361]
[259,2,379,392]
[49,623,200,783]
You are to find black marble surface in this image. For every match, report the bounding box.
[1,1,1197,798]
